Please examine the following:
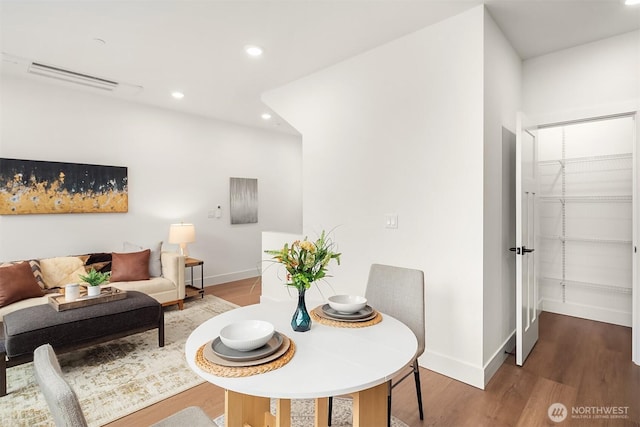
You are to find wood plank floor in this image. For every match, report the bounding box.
[106,278,639,427]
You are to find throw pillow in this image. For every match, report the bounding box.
[85,252,112,273]
[123,241,162,277]
[85,261,110,273]
[110,249,151,282]
[39,256,87,288]
[76,255,90,264]
[0,259,45,289]
[30,259,45,289]
[0,261,45,307]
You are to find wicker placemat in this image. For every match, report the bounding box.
[311,305,383,328]
[195,335,296,377]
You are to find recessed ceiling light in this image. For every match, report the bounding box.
[261,113,272,120]
[625,0,640,5]
[245,45,264,57]
[171,91,185,99]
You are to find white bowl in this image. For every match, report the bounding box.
[219,320,275,352]
[328,295,367,314]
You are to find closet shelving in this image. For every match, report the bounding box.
[540,235,632,245]
[539,195,632,203]
[538,151,633,302]
[539,276,631,294]
[538,152,632,169]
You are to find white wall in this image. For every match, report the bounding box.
[523,30,640,120]
[0,75,303,284]
[265,6,488,387]
[482,10,521,385]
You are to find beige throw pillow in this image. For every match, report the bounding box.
[40,256,87,288]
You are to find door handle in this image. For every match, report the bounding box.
[509,247,534,255]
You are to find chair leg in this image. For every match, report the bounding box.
[387,392,392,427]
[0,352,6,397]
[328,396,333,426]
[413,359,424,420]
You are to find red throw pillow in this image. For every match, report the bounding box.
[0,261,45,307]
[110,249,151,282]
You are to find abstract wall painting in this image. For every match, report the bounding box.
[0,158,128,215]
[230,177,258,224]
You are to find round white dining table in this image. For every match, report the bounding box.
[185,300,417,427]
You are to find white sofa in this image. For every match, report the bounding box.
[0,251,186,321]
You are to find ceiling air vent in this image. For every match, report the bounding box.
[28,62,119,91]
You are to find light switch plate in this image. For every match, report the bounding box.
[385,214,398,229]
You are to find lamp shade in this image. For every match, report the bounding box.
[169,223,195,257]
[169,223,196,244]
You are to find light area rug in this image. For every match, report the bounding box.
[0,294,237,427]
[213,398,410,427]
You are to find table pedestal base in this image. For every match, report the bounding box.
[353,382,389,426]
[264,398,291,427]
[315,397,328,427]
[224,382,389,427]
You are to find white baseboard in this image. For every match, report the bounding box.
[418,332,516,390]
[483,331,516,387]
[193,269,259,287]
[420,350,485,390]
[542,298,632,327]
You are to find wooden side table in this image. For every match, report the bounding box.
[184,257,204,299]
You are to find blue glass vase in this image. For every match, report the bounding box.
[291,287,311,332]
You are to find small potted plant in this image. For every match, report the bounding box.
[79,268,111,297]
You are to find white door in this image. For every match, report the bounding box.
[515,112,539,366]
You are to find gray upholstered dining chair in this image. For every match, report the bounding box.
[33,344,219,427]
[328,263,425,427]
